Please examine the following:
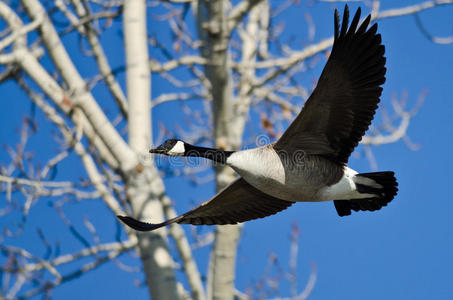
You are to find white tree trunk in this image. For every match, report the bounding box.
[124,1,180,299]
[195,1,267,298]
[196,1,245,299]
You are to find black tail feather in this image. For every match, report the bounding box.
[334,171,398,217]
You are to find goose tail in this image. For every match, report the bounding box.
[334,171,398,216]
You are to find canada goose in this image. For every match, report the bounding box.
[118,5,398,232]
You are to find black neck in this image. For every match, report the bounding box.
[184,144,234,164]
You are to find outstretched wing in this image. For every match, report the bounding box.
[118,178,294,231]
[275,6,386,165]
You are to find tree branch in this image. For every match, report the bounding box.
[228,0,263,33]
[21,0,138,173]
[69,0,129,116]
[16,78,126,216]
[375,0,453,20]
[162,195,206,300]
[150,56,208,72]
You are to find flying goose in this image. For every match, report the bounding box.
[118,6,398,232]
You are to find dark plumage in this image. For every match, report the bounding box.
[119,178,293,231]
[275,6,386,166]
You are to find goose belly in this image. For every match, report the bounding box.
[241,167,321,202]
[226,148,324,202]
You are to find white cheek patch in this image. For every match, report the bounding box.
[168,141,185,156]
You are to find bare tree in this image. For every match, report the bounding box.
[0,0,450,299]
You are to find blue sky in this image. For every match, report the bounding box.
[1,1,453,299]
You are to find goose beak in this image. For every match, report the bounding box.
[149,147,167,154]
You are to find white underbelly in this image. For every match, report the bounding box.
[318,167,374,201]
[241,172,319,202]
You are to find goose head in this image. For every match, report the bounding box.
[150,139,234,163]
[149,139,188,156]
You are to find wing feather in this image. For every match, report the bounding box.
[275,6,386,165]
[118,178,294,231]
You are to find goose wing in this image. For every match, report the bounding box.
[275,6,386,164]
[118,178,294,231]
